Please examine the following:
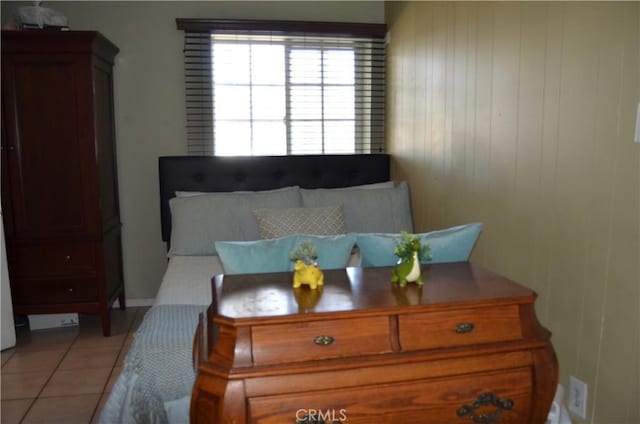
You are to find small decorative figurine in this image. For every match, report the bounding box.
[290,240,324,290]
[292,259,324,289]
[391,231,431,287]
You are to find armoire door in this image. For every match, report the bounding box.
[1,53,100,240]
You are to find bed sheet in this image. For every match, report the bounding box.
[100,256,219,424]
[154,255,222,306]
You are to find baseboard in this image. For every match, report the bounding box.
[112,298,155,308]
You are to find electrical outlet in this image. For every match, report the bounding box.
[569,376,588,420]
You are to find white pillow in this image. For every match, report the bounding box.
[347,181,395,189]
[168,186,302,257]
[176,183,390,197]
[175,185,299,197]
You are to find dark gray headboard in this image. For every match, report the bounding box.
[159,154,391,242]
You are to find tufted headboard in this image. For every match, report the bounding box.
[159,154,390,243]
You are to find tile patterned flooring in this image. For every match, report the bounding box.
[1,307,149,424]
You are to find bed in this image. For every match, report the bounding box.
[99,154,404,424]
[101,154,489,423]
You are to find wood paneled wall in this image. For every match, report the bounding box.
[385,2,639,423]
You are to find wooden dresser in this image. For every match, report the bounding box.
[1,31,125,336]
[192,263,558,424]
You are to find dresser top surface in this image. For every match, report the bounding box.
[213,262,535,322]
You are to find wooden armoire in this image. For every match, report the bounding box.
[1,31,125,336]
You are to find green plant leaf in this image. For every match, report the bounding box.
[289,239,318,261]
[394,231,431,262]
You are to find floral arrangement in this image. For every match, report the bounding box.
[394,231,431,263]
[289,240,318,265]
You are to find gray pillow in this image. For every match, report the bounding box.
[168,186,302,256]
[253,205,346,239]
[301,181,413,233]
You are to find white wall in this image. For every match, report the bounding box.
[1,212,16,350]
[0,1,385,300]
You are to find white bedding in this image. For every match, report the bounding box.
[100,256,220,424]
[154,255,222,306]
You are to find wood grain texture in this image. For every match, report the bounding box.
[385,3,639,423]
[192,263,557,423]
[252,316,391,366]
[249,368,533,424]
[1,31,124,336]
[8,242,97,277]
[398,304,522,350]
[213,263,535,322]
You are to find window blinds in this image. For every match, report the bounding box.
[178,19,386,156]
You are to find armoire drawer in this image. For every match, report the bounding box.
[251,316,391,366]
[8,242,97,277]
[248,367,533,424]
[398,305,523,351]
[11,277,98,305]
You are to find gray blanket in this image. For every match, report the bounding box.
[99,304,208,424]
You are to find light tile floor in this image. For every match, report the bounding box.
[1,307,148,424]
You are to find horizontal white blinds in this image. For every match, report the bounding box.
[180,20,386,156]
[184,32,214,154]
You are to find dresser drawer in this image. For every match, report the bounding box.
[9,242,97,277]
[399,305,523,351]
[11,277,98,305]
[252,316,391,366]
[249,367,533,423]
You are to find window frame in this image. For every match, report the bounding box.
[178,18,387,156]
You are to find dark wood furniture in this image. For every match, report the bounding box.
[1,31,125,336]
[192,263,558,423]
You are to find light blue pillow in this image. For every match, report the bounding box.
[356,223,483,267]
[215,236,298,275]
[294,234,357,270]
[216,234,357,275]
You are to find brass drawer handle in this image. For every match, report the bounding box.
[456,322,475,334]
[67,288,74,293]
[313,335,335,346]
[457,392,514,423]
[64,255,71,261]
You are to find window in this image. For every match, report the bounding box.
[178,19,386,156]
